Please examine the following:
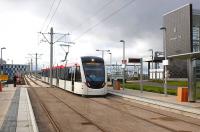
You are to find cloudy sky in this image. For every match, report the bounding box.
[0,0,200,69]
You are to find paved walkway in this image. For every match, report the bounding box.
[108,87,200,119]
[0,85,38,132]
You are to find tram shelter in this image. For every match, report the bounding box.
[162,4,200,102]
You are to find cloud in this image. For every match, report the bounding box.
[0,0,200,68]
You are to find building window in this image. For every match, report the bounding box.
[193,26,200,52]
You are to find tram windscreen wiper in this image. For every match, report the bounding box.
[85,74,94,82]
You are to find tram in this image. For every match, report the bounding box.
[41,56,107,95]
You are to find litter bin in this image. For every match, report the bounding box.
[177,87,188,102]
[113,79,120,90]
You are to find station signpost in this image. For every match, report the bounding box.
[128,58,143,93]
[122,59,127,90]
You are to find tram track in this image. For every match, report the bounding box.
[89,97,200,132]
[25,76,200,132]
[88,98,175,132]
[25,76,107,132]
[25,76,62,132]
[94,96,200,127]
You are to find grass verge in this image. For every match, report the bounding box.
[150,80,188,87]
[124,82,177,95]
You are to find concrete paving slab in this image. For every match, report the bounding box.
[0,86,16,129]
[16,88,38,132]
[0,85,38,132]
[0,87,20,132]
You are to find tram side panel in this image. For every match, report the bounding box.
[65,80,72,92]
[41,77,45,82]
[52,78,57,86]
[58,79,65,90]
[74,82,85,95]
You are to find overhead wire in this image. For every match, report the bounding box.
[71,0,115,33]
[40,0,57,32]
[44,0,62,32]
[72,0,136,42]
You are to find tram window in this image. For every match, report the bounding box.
[52,69,55,78]
[55,69,57,78]
[66,67,72,81]
[59,68,64,80]
[75,66,82,82]
[47,70,50,77]
[62,68,66,80]
[57,68,60,79]
[44,71,47,77]
[63,68,67,80]
[53,69,56,78]
[55,68,58,78]
[58,68,60,79]
[63,68,68,80]
[55,69,58,78]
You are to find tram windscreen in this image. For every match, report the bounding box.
[82,57,105,88]
[83,63,105,81]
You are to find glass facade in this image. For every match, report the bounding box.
[164,4,191,78]
[192,11,200,52]
[193,10,200,99]
[192,27,200,52]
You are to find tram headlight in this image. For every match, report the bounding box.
[102,82,105,87]
[85,81,90,87]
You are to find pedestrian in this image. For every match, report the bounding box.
[13,75,17,87]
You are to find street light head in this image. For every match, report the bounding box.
[160,27,166,30]
[60,44,70,47]
[68,42,75,45]
[1,47,6,50]
[120,40,124,42]
[96,49,100,51]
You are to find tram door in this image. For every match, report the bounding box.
[56,67,59,87]
[71,67,75,92]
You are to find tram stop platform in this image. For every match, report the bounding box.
[0,85,38,132]
[108,87,200,119]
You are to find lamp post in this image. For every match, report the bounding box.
[120,40,126,90]
[148,49,153,79]
[160,26,167,96]
[148,49,153,70]
[1,47,6,74]
[96,49,110,59]
[108,52,112,66]
[108,52,112,81]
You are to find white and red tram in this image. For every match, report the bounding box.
[41,56,107,95]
